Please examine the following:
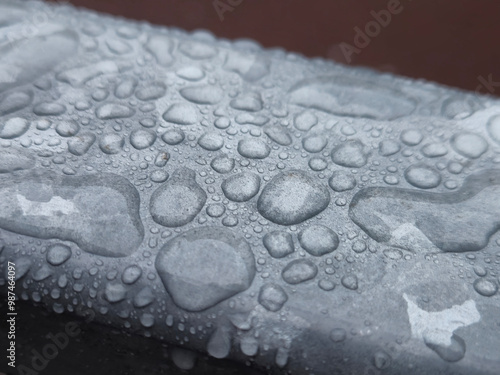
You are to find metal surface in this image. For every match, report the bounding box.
[0,1,499,374]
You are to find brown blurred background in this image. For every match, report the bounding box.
[48,0,500,95]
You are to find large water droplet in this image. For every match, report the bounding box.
[258,170,330,225]
[130,129,156,150]
[331,140,368,168]
[46,244,72,266]
[404,164,441,189]
[122,265,142,285]
[450,132,488,159]
[473,278,498,297]
[258,283,288,312]
[282,259,318,284]
[263,231,294,259]
[163,103,199,125]
[0,117,29,139]
[155,227,256,311]
[180,85,223,105]
[298,225,339,256]
[149,168,207,227]
[237,139,270,159]
[221,172,261,202]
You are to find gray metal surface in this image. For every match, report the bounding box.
[0,1,499,374]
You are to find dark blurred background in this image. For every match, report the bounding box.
[48,0,500,95]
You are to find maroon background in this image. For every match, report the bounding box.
[48,0,500,95]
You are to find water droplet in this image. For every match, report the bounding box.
[130,129,156,149]
[350,169,500,253]
[140,313,155,328]
[318,279,336,291]
[230,92,263,112]
[0,171,143,256]
[237,139,270,159]
[379,140,401,156]
[0,90,33,116]
[221,172,260,202]
[114,77,137,98]
[298,225,339,256]
[122,265,142,285]
[422,143,448,158]
[179,41,217,59]
[400,129,423,146]
[150,170,169,183]
[207,326,232,358]
[473,278,498,297]
[263,231,294,259]
[214,117,231,129]
[133,286,156,307]
[161,129,185,145]
[424,333,466,362]
[33,102,66,116]
[308,157,328,171]
[289,76,415,120]
[150,168,206,227]
[352,240,367,253]
[303,135,328,153]
[258,170,330,225]
[135,82,167,101]
[331,140,368,168]
[451,132,488,159]
[144,34,174,66]
[235,113,269,126]
[198,132,224,151]
[176,66,205,81]
[0,118,30,139]
[156,226,256,311]
[404,164,441,189]
[180,85,223,105]
[171,347,197,370]
[329,328,347,342]
[46,244,72,266]
[33,265,53,281]
[55,120,80,137]
[264,126,292,146]
[282,259,318,284]
[275,347,289,368]
[68,133,96,155]
[384,248,403,260]
[211,155,235,174]
[341,274,358,290]
[206,203,225,218]
[372,350,391,369]
[162,103,198,125]
[240,337,259,357]
[487,115,500,144]
[328,171,356,192]
[99,133,124,154]
[294,111,317,131]
[224,51,270,82]
[104,283,127,303]
[258,283,288,312]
